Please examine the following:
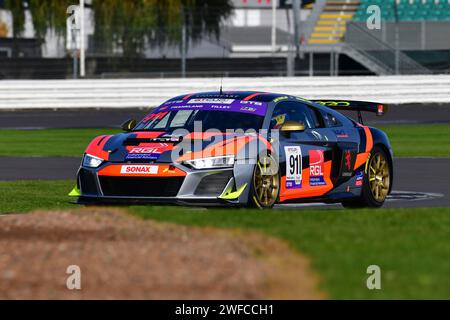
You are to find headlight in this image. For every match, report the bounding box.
[183,156,235,170]
[83,154,104,168]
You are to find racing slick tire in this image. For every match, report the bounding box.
[248,154,280,209]
[342,146,391,208]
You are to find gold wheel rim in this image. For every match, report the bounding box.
[253,155,279,207]
[368,152,390,202]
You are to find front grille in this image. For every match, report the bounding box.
[194,171,233,196]
[99,176,184,197]
[79,169,99,195]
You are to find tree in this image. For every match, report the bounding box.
[5,0,73,38]
[5,0,232,56]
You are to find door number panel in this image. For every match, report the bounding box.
[285,146,302,189]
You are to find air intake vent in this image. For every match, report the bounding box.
[99,176,184,197]
[194,171,233,196]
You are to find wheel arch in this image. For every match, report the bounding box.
[369,127,394,195]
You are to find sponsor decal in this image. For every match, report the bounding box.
[355,171,364,187]
[240,107,257,112]
[309,150,326,186]
[316,101,351,107]
[345,150,352,171]
[125,145,167,161]
[125,148,163,160]
[120,165,158,175]
[188,98,234,105]
[148,99,268,116]
[285,146,302,189]
[209,105,232,110]
[172,104,203,110]
[341,150,355,177]
[129,147,165,154]
[334,129,349,139]
[163,165,177,174]
[273,96,289,103]
[190,93,239,99]
[126,154,160,160]
[164,135,183,142]
[161,100,183,106]
[240,100,263,106]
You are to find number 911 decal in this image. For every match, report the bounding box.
[285,146,302,189]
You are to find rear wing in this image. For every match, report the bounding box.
[311,100,387,116]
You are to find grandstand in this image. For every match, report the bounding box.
[308,0,450,44]
[354,0,450,22]
[302,0,450,75]
[308,0,360,45]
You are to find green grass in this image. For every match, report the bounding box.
[1,179,448,299]
[0,180,75,213]
[132,206,450,299]
[0,124,449,157]
[0,123,449,298]
[0,128,119,157]
[379,124,450,157]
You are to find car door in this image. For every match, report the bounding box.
[269,101,337,203]
[317,108,360,185]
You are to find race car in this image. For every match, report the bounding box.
[69,91,393,208]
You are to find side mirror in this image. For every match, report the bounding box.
[280,121,306,133]
[121,119,136,132]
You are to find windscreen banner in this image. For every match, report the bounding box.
[154,98,268,117]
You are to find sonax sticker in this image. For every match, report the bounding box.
[120,165,158,175]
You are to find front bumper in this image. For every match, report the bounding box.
[74,162,254,206]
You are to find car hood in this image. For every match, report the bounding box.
[85,131,266,163]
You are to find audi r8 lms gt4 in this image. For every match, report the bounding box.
[69,91,393,208]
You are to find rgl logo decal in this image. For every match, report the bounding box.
[309,150,326,186]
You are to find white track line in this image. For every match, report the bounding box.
[275,190,445,208]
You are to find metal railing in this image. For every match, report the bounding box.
[344,22,432,75]
[302,0,328,41]
[347,21,450,51]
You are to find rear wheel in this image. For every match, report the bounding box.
[248,154,280,209]
[342,146,391,208]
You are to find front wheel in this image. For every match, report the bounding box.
[342,146,391,208]
[248,154,280,209]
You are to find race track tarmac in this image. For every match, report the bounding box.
[1,104,450,129]
[1,157,449,209]
[0,157,81,181]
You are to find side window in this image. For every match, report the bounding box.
[309,107,323,128]
[320,111,343,127]
[270,102,318,130]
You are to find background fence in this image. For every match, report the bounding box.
[344,22,433,75]
[347,21,450,51]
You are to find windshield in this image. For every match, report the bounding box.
[135,110,264,132]
[134,99,267,132]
